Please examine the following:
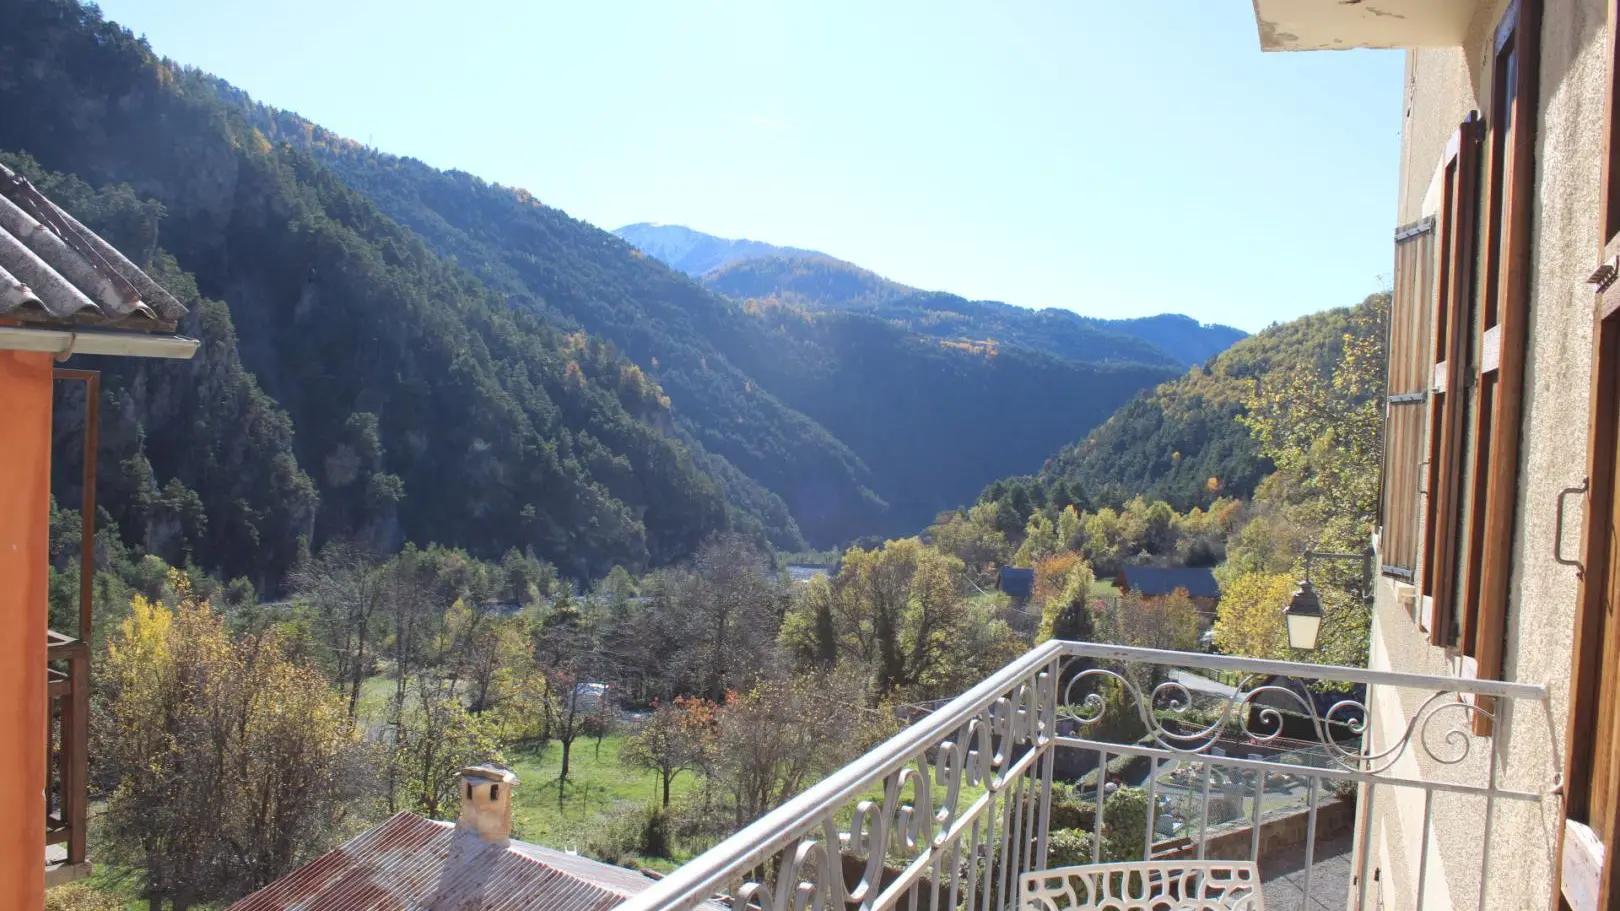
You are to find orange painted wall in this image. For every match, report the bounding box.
[0,350,54,911]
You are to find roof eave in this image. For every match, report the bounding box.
[0,324,200,360]
[1251,0,1477,52]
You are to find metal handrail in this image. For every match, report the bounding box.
[615,640,1065,911]
[1060,641,1547,701]
[615,640,1550,911]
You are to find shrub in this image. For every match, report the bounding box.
[639,806,673,859]
[586,804,672,863]
[1046,828,1096,867]
[45,884,127,911]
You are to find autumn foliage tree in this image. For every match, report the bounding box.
[621,697,718,807]
[780,538,1021,698]
[1212,572,1294,661]
[100,574,370,910]
[713,673,872,825]
[1034,555,1097,643]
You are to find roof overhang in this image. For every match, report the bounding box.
[1251,0,1478,51]
[0,325,200,359]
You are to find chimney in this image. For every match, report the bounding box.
[456,764,518,845]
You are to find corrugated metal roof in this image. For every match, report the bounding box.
[997,567,1035,598]
[1117,566,1222,599]
[226,812,723,911]
[0,162,185,332]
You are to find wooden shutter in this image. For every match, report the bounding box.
[1457,0,1540,701]
[1380,219,1436,580]
[1422,113,1483,648]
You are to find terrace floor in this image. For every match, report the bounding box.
[1262,835,1355,911]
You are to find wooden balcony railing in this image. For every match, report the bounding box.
[45,629,89,886]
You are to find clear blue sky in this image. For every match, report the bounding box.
[95,1,1403,332]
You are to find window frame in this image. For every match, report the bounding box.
[1421,113,1481,648]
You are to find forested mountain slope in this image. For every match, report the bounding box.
[1037,301,1378,511]
[703,254,907,310]
[0,1,731,584]
[724,302,1176,537]
[3,0,1192,559]
[620,226,1247,368]
[214,92,1176,543]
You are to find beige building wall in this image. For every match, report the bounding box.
[1363,1,1607,908]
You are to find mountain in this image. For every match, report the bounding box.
[718,302,1176,538]
[613,223,825,276]
[4,0,1189,566]
[703,254,907,310]
[1037,300,1379,511]
[0,1,732,585]
[616,226,1246,368]
[216,104,1179,545]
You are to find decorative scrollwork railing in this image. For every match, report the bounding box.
[615,641,1550,911]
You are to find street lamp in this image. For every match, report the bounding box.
[1283,580,1323,651]
[1280,549,1372,653]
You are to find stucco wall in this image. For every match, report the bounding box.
[0,350,55,911]
[1366,1,1607,909]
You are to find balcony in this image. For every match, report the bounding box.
[45,629,90,887]
[615,641,1550,911]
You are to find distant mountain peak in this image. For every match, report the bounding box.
[612,223,829,278]
[616,223,1246,369]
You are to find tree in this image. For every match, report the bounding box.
[639,534,785,702]
[1241,294,1387,551]
[1080,508,1126,576]
[1212,572,1294,661]
[1014,511,1062,567]
[447,606,528,713]
[389,675,504,818]
[781,538,1021,698]
[101,573,369,910]
[714,674,870,825]
[540,663,598,790]
[1101,590,1201,654]
[1036,556,1097,643]
[926,503,1010,585]
[289,542,385,719]
[1096,590,1201,691]
[621,698,718,807]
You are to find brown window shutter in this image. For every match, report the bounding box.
[1380,218,1436,582]
[1463,0,1540,703]
[1422,113,1483,649]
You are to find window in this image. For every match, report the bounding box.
[1419,0,1540,671]
[1420,113,1481,646]
[1380,218,1437,584]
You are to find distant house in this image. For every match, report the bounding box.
[997,567,1034,599]
[228,765,725,911]
[1114,566,1220,610]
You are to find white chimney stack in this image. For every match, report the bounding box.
[456,764,518,845]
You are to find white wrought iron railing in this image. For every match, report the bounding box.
[614,641,1550,911]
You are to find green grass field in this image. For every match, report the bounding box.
[507,732,700,855]
[1091,579,1122,600]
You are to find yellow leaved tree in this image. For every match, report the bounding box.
[101,572,370,910]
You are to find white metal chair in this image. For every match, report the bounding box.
[1021,860,1265,910]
